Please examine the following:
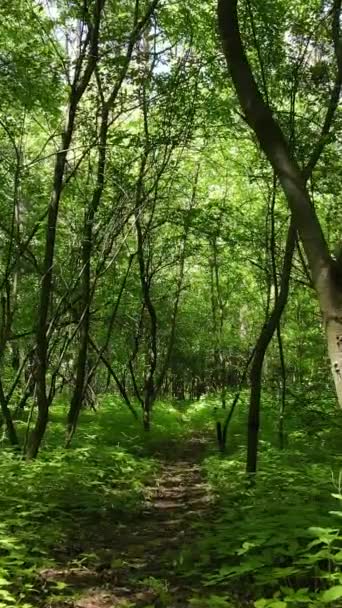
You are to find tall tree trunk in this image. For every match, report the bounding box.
[0,123,25,448]
[136,214,158,431]
[66,0,159,443]
[247,103,340,471]
[155,170,196,396]
[26,0,105,459]
[247,222,295,472]
[218,0,342,470]
[66,109,109,445]
[210,224,227,407]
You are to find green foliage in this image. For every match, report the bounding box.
[189,594,234,608]
[2,395,342,608]
[0,0,342,605]
[141,576,171,606]
[0,399,160,606]
[0,1,63,113]
[173,403,342,608]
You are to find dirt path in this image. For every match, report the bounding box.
[42,438,215,608]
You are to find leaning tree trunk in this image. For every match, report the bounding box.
[218,0,342,422]
[247,67,342,473]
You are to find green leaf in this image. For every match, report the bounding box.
[111,558,126,568]
[333,550,342,562]
[321,586,342,603]
[0,588,15,601]
[254,601,267,608]
[53,581,69,590]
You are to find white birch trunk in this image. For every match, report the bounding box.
[325,315,342,408]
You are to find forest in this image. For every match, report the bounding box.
[1,0,342,606]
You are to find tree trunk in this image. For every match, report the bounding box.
[218,0,342,422]
[143,400,151,431]
[27,0,105,459]
[246,222,295,471]
[66,109,109,445]
[0,379,19,447]
[67,0,160,443]
[323,284,342,405]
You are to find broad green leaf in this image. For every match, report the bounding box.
[321,586,342,603]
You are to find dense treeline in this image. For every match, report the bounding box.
[0,0,341,469]
[2,2,342,608]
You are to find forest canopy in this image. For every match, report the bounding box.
[1,1,342,607]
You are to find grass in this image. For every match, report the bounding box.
[0,391,342,607]
[177,393,342,607]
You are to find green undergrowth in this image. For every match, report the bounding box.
[0,396,214,607]
[0,445,154,606]
[2,393,342,607]
[37,395,216,456]
[177,394,342,607]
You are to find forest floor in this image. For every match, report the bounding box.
[2,397,342,608]
[40,435,217,608]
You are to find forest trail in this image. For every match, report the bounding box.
[42,436,215,608]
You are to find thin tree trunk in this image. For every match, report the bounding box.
[88,337,138,420]
[87,253,134,386]
[269,174,287,449]
[155,171,196,395]
[137,239,158,431]
[66,109,109,444]
[26,0,105,459]
[0,379,19,446]
[211,227,227,406]
[66,0,159,443]
[218,0,342,472]
[247,223,295,472]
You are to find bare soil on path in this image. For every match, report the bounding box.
[41,436,217,608]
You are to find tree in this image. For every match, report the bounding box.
[27,0,106,459]
[218,0,342,471]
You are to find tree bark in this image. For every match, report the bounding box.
[0,379,19,447]
[66,108,109,445]
[247,222,295,472]
[218,0,342,471]
[135,213,158,431]
[26,0,105,459]
[217,0,331,283]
